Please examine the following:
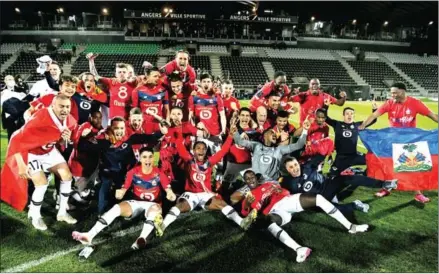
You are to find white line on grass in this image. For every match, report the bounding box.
[3,225,142,273]
[4,211,200,273]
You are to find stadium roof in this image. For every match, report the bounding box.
[1,1,437,28]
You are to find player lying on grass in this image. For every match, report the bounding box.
[238,170,369,262]
[280,157,398,214]
[72,147,177,250]
[156,126,249,236]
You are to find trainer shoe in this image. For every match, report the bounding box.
[353,200,370,213]
[375,188,390,198]
[383,179,398,191]
[57,213,77,224]
[72,231,92,245]
[348,224,369,234]
[154,214,165,237]
[296,247,312,263]
[414,194,430,204]
[240,208,258,231]
[131,237,147,250]
[29,216,48,231]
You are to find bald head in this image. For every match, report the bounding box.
[309,78,320,93]
[4,75,15,88]
[52,94,71,121]
[256,106,267,123]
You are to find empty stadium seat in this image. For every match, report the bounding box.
[347,60,415,89]
[220,57,268,86]
[395,63,438,90]
[82,44,160,55]
[4,52,70,81]
[71,54,158,77]
[270,58,356,85]
[199,45,228,54]
[265,48,335,60]
[0,43,32,54]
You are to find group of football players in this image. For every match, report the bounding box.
[2,49,438,263]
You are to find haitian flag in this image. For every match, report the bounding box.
[359,128,438,191]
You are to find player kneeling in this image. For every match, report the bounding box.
[72,147,176,250]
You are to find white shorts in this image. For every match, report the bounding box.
[179,192,215,211]
[223,162,251,183]
[100,105,110,127]
[28,149,66,176]
[125,200,157,220]
[268,194,304,226]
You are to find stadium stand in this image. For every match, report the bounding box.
[270,58,356,85]
[220,56,268,86]
[347,60,415,89]
[336,50,356,59]
[242,46,259,55]
[199,45,228,54]
[3,52,71,81]
[82,44,161,55]
[395,63,438,91]
[0,43,32,54]
[71,53,158,77]
[0,54,12,66]
[265,48,335,60]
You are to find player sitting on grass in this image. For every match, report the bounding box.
[72,147,177,250]
[156,126,248,236]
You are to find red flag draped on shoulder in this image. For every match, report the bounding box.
[0,108,77,211]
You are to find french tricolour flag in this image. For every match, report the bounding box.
[359,128,438,191]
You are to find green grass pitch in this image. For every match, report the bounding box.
[1,100,437,272]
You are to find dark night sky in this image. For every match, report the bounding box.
[1,1,437,28]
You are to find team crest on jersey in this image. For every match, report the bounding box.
[350,125,354,129]
[393,141,432,173]
[406,109,411,115]
[121,143,128,149]
[192,172,206,183]
[151,180,157,186]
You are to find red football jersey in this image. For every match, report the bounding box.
[30,94,79,122]
[228,126,255,164]
[131,83,169,124]
[123,166,170,202]
[291,90,337,124]
[100,78,136,119]
[307,122,329,143]
[160,60,196,84]
[168,84,195,122]
[222,96,241,121]
[69,122,100,177]
[176,135,233,193]
[377,97,431,128]
[188,92,224,136]
[241,182,290,216]
[249,81,291,112]
[160,123,198,180]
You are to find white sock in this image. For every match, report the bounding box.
[58,180,72,216]
[29,184,48,218]
[268,223,301,251]
[221,205,243,225]
[88,204,121,240]
[139,215,156,239]
[163,207,180,229]
[316,194,352,230]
